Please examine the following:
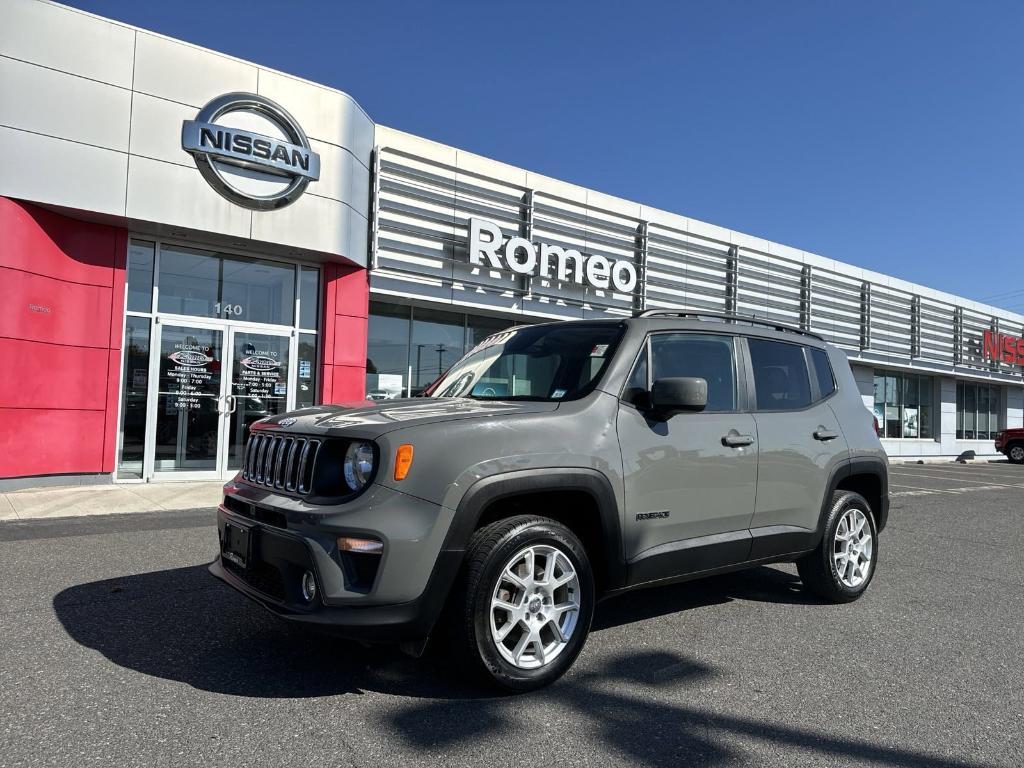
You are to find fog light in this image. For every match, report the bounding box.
[338,536,384,555]
[301,570,317,602]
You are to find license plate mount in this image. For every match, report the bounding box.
[222,520,253,569]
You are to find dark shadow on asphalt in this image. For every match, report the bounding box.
[53,563,986,766]
[594,565,814,631]
[53,563,808,701]
[386,650,989,768]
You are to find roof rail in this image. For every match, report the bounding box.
[634,309,824,341]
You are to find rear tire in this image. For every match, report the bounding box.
[797,491,878,603]
[1007,443,1024,464]
[453,515,594,692]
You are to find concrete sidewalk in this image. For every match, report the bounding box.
[0,481,224,521]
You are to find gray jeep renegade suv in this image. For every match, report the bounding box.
[210,310,889,691]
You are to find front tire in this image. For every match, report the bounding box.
[797,491,878,603]
[454,515,594,692]
[1007,443,1024,464]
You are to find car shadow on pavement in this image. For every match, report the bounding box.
[52,563,483,699]
[385,651,990,768]
[53,564,985,767]
[594,565,814,631]
[53,562,811,702]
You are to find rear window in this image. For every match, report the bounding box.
[748,338,812,411]
[809,347,836,399]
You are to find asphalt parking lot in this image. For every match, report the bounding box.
[1,463,1022,768]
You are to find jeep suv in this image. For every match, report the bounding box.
[994,428,1024,463]
[210,311,889,691]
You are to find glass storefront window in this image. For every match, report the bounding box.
[956,382,1001,440]
[366,303,411,400]
[920,376,933,441]
[299,266,320,330]
[411,307,465,394]
[221,256,296,325]
[903,375,919,438]
[116,317,151,479]
[365,304,516,399]
[964,384,976,438]
[297,333,318,409]
[872,371,933,439]
[157,246,220,318]
[467,314,513,350]
[885,373,900,438]
[157,246,297,326]
[126,240,154,313]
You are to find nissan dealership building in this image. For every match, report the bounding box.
[2,0,1023,486]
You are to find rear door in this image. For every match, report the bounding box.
[744,337,849,556]
[617,332,758,583]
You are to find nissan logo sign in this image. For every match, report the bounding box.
[181,92,320,210]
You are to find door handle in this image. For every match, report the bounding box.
[722,433,755,448]
[813,428,839,441]
[225,394,237,414]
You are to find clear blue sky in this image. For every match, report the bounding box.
[68,0,1024,312]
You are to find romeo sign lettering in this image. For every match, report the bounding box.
[983,329,1024,365]
[468,217,638,294]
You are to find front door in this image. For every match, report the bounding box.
[148,321,293,480]
[617,332,758,585]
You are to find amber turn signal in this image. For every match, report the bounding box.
[337,536,384,555]
[394,444,414,480]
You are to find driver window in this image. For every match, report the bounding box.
[650,334,737,412]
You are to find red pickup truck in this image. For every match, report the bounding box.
[994,428,1024,464]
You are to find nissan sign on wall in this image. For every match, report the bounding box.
[468,217,639,293]
[182,92,320,210]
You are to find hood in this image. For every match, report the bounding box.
[252,398,560,437]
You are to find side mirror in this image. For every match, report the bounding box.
[650,377,707,416]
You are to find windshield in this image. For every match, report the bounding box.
[423,322,626,401]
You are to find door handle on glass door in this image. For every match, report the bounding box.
[813,428,838,441]
[722,432,755,448]
[225,395,237,414]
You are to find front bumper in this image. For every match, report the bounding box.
[209,547,462,641]
[209,480,464,641]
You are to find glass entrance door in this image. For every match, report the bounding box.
[224,328,292,473]
[148,322,294,480]
[150,322,226,478]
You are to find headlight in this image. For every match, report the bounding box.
[343,441,375,492]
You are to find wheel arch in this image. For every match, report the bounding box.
[446,468,626,593]
[824,456,890,535]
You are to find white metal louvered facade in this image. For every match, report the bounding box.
[372,126,1024,386]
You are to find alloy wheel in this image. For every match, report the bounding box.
[489,544,581,670]
[833,508,873,588]
[1010,445,1024,462]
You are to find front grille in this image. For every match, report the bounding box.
[242,432,320,494]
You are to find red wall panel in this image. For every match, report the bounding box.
[0,197,126,479]
[320,263,369,404]
[0,197,116,287]
[0,338,109,410]
[0,409,107,477]
[0,266,113,347]
[331,315,368,367]
[331,365,369,402]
